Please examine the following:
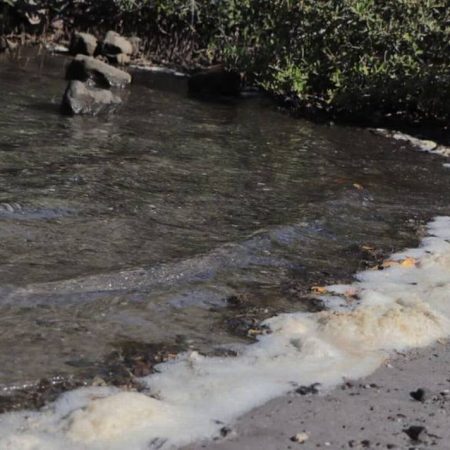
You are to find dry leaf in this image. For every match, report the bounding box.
[381,257,417,269]
[311,286,328,294]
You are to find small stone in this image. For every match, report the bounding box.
[219,426,235,438]
[410,388,428,402]
[296,383,321,395]
[403,426,426,441]
[291,433,309,444]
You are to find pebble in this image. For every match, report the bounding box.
[403,425,426,441]
[410,388,429,402]
[296,383,321,395]
[290,432,309,444]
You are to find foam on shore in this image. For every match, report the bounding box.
[1,217,450,449]
[372,129,450,158]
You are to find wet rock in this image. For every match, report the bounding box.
[290,432,309,444]
[188,65,242,97]
[410,388,429,402]
[0,376,82,413]
[103,30,133,56]
[110,53,131,66]
[226,316,268,338]
[70,32,98,56]
[403,425,426,441]
[105,341,181,380]
[226,294,249,308]
[295,383,321,395]
[66,54,132,88]
[61,80,121,116]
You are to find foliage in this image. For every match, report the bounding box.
[2,0,450,122]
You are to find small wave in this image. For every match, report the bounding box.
[1,217,450,449]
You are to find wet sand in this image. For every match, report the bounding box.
[186,341,450,450]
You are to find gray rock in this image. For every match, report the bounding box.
[66,54,132,88]
[103,30,133,56]
[61,80,121,115]
[109,53,131,66]
[70,32,98,56]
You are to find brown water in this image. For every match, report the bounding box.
[0,49,450,391]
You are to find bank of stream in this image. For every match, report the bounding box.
[1,49,450,413]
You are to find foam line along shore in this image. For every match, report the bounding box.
[1,217,450,449]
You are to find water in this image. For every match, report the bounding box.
[1,48,450,393]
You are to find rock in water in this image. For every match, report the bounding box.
[103,30,133,56]
[61,80,121,115]
[188,65,242,97]
[70,32,98,56]
[66,54,132,88]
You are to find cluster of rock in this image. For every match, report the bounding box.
[60,30,245,114]
[69,31,141,65]
[61,31,137,115]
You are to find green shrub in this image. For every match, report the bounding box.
[2,0,450,122]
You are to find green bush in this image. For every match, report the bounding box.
[2,0,450,122]
[208,0,450,122]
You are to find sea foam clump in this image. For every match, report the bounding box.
[1,217,450,449]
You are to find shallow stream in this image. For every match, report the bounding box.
[1,48,450,395]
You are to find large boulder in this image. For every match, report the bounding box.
[70,32,98,56]
[103,31,133,56]
[61,80,121,115]
[66,54,132,88]
[188,65,242,97]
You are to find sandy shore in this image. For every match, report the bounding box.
[184,342,450,450]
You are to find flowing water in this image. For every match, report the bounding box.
[1,48,450,399]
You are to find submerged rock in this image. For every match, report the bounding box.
[61,80,121,115]
[66,54,132,88]
[188,65,242,97]
[69,32,98,56]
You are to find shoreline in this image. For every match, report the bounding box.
[185,341,450,449]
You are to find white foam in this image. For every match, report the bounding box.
[1,217,450,449]
[373,129,450,158]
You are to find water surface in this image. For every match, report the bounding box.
[1,49,450,390]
